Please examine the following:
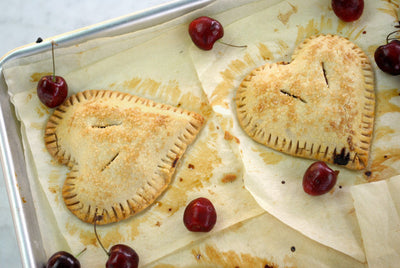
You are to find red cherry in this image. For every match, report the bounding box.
[302,162,339,196]
[37,75,68,108]
[37,41,68,108]
[46,251,80,268]
[375,39,400,75]
[106,244,139,268]
[93,215,140,268]
[183,197,217,232]
[188,16,224,50]
[332,0,364,22]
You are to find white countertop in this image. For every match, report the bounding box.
[0,0,173,267]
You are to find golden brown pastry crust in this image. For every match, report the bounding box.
[45,90,204,224]
[236,35,374,170]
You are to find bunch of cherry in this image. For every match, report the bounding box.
[46,215,140,268]
[45,198,217,268]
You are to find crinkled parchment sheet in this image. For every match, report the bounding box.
[3,0,400,267]
[188,0,400,266]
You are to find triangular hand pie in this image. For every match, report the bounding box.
[44,90,204,224]
[236,35,374,170]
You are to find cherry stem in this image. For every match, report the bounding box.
[217,40,247,48]
[51,41,56,82]
[94,213,109,256]
[386,29,400,44]
[75,248,87,258]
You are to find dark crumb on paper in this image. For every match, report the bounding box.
[384,155,388,159]
[339,185,342,189]
[281,180,286,184]
[168,208,172,212]
[364,171,372,177]
[291,246,296,252]
[36,37,43,43]
[188,164,195,169]
[179,177,183,182]
[362,30,367,34]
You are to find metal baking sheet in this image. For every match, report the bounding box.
[0,1,214,267]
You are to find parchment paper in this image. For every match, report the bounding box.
[189,0,400,263]
[351,175,400,268]
[3,0,400,267]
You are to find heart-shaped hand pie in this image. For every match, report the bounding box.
[236,35,374,170]
[44,90,204,224]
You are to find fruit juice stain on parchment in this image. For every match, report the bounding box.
[152,264,175,268]
[335,20,366,41]
[189,245,276,267]
[156,125,222,216]
[30,72,52,83]
[23,91,33,103]
[211,54,256,109]
[375,88,400,116]
[116,77,206,115]
[224,130,240,144]
[96,226,126,249]
[275,40,290,59]
[277,3,298,26]
[180,91,212,118]
[36,102,51,118]
[257,43,275,62]
[65,219,129,249]
[296,18,327,46]
[374,126,396,141]
[48,169,62,194]
[221,173,237,183]
[368,147,400,182]
[121,77,161,98]
[364,88,400,181]
[367,45,380,59]
[295,16,364,46]
[23,88,49,118]
[35,106,46,118]
[252,146,284,165]
[378,0,399,19]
